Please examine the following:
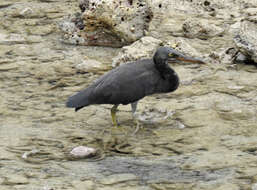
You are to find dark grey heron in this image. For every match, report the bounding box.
[66,47,205,126]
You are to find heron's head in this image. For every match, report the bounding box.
[154,47,205,65]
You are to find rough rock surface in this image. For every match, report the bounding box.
[182,18,224,40]
[234,20,257,63]
[112,36,162,67]
[59,0,152,47]
[59,0,257,66]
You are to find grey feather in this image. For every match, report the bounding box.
[66,59,165,109]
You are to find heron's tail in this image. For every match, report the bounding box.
[66,88,91,112]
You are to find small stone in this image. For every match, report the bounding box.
[99,173,138,185]
[22,149,40,160]
[130,27,135,32]
[70,146,96,159]
[20,7,33,17]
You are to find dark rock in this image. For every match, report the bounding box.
[233,20,257,64]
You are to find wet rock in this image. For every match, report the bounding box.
[234,20,257,63]
[151,183,194,190]
[215,183,240,190]
[136,107,173,124]
[217,108,255,121]
[98,187,150,190]
[75,59,106,73]
[8,4,46,19]
[60,0,152,47]
[214,98,256,121]
[0,33,26,45]
[22,149,40,160]
[0,2,12,9]
[196,182,240,190]
[0,65,18,72]
[72,180,95,190]
[177,109,217,128]
[182,18,224,40]
[1,174,29,185]
[99,173,138,185]
[27,25,54,36]
[112,36,162,67]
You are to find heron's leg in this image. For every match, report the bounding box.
[111,104,119,127]
[131,101,141,134]
[131,101,138,118]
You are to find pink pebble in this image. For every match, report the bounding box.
[70,146,96,158]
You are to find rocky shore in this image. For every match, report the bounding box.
[0,0,256,189]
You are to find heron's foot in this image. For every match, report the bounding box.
[110,121,128,136]
[131,113,142,135]
[111,104,119,127]
[132,119,141,135]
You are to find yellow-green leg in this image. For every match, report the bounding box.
[111,104,119,127]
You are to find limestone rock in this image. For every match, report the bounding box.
[147,0,206,40]
[59,0,152,47]
[165,37,205,58]
[182,18,224,40]
[112,36,162,67]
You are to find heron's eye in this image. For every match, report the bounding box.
[168,53,175,57]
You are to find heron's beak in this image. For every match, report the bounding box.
[168,53,206,64]
[177,55,206,64]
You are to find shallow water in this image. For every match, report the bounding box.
[0,0,257,190]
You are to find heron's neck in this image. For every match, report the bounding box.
[154,60,173,78]
[154,60,179,91]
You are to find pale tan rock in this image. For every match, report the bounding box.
[112,36,162,67]
[72,180,95,190]
[182,18,224,40]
